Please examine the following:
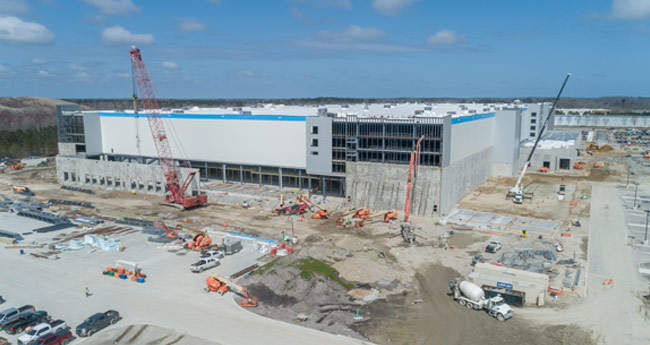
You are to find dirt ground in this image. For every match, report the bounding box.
[0,145,640,345]
[355,264,595,345]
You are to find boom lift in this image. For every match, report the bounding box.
[298,195,329,219]
[129,46,207,210]
[354,210,398,228]
[400,136,424,243]
[205,274,258,307]
[153,220,181,238]
[508,73,571,204]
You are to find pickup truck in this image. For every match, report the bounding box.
[17,320,66,345]
[0,305,35,327]
[200,249,224,260]
[3,311,49,334]
[76,310,119,337]
[190,257,219,273]
[32,329,73,345]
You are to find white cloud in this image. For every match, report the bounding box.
[229,70,267,78]
[37,70,49,76]
[316,25,386,42]
[298,39,418,53]
[177,18,206,32]
[372,0,418,16]
[0,15,55,43]
[426,30,465,46]
[290,0,351,8]
[32,58,45,64]
[611,0,650,20]
[0,0,29,14]
[0,65,8,72]
[162,61,178,69]
[101,26,154,44]
[68,64,87,70]
[82,0,140,15]
[115,72,131,78]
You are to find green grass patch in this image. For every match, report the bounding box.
[252,258,280,276]
[292,257,354,289]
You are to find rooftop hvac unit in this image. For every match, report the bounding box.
[425,106,432,111]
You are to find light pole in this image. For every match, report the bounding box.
[644,210,650,245]
[626,168,630,188]
[634,182,639,209]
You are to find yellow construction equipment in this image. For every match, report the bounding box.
[585,142,599,153]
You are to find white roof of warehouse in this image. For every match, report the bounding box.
[94,102,544,120]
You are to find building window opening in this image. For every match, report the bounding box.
[311,126,319,134]
[311,151,319,156]
[311,138,319,147]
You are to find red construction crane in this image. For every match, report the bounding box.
[129,46,207,209]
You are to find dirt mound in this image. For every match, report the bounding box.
[241,256,366,339]
[588,168,611,181]
[599,144,613,152]
[333,256,397,284]
[354,263,595,345]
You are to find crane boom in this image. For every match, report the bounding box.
[404,136,424,222]
[511,73,571,203]
[129,46,207,209]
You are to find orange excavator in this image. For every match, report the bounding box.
[205,274,258,307]
[298,195,329,219]
[354,210,399,228]
[153,220,181,238]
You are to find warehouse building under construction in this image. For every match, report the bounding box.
[56,102,556,216]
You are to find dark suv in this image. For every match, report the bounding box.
[76,310,120,337]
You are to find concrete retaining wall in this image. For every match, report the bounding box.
[440,147,492,215]
[56,156,200,197]
[345,162,442,216]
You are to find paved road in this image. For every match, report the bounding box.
[519,183,650,344]
[0,243,371,345]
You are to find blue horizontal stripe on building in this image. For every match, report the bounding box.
[451,112,495,125]
[99,112,307,122]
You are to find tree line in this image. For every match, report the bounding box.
[0,126,58,159]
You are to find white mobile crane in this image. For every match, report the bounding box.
[508,73,571,204]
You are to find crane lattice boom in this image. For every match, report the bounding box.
[129,46,206,208]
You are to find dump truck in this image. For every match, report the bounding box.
[449,279,513,321]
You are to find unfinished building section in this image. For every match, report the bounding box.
[55,155,201,197]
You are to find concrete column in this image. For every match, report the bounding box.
[222,164,226,183]
[279,168,283,189]
[308,175,312,192]
[321,176,326,196]
[298,170,302,190]
[204,162,208,179]
[240,165,243,185]
[258,166,262,186]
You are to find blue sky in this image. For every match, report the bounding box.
[0,0,649,98]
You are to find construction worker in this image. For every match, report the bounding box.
[85,286,90,297]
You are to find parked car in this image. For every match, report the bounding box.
[190,257,219,273]
[554,243,564,253]
[76,310,120,337]
[17,320,66,345]
[200,249,224,260]
[3,311,49,334]
[471,253,484,266]
[0,305,35,327]
[485,241,502,253]
[32,329,72,345]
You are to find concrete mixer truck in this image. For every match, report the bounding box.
[449,278,513,321]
